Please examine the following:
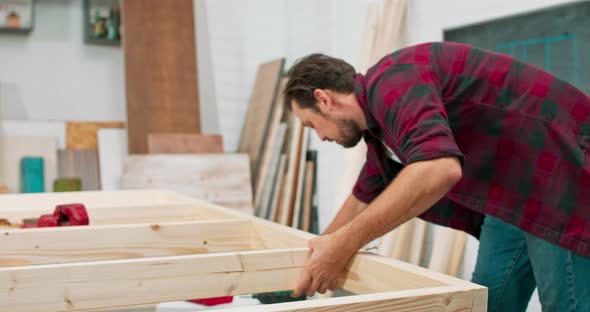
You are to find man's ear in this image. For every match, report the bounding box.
[313,89,332,111]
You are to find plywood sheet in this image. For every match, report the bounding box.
[121,154,253,214]
[58,149,101,191]
[66,121,125,150]
[291,128,310,229]
[123,0,201,154]
[238,59,285,184]
[147,133,223,154]
[0,136,57,193]
[97,129,128,191]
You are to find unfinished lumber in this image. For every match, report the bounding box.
[0,220,252,266]
[121,154,253,214]
[268,154,287,222]
[0,248,309,312]
[292,128,310,229]
[147,133,224,154]
[302,159,314,232]
[0,190,486,312]
[279,116,303,226]
[256,124,287,218]
[254,78,287,207]
[238,58,285,184]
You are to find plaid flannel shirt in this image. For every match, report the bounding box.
[353,42,590,257]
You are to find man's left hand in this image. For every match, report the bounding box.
[292,230,359,297]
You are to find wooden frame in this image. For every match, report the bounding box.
[0,190,486,311]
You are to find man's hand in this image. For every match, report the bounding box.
[292,230,360,297]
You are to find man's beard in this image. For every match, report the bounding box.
[337,118,363,148]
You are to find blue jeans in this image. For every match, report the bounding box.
[472,216,590,312]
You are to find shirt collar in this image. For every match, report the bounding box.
[354,73,379,132]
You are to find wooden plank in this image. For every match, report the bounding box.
[211,286,485,312]
[97,128,127,191]
[255,124,287,217]
[121,154,253,214]
[254,78,287,206]
[0,220,252,266]
[66,121,125,150]
[58,149,101,191]
[147,133,224,154]
[268,154,287,222]
[428,227,457,274]
[0,203,233,227]
[238,59,285,184]
[123,0,201,154]
[291,128,310,229]
[279,116,303,226]
[0,136,57,193]
[448,232,467,277]
[302,160,314,232]
[0,248,309,312]
[0,189,194,211]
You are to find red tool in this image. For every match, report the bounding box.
[22,203,88,228]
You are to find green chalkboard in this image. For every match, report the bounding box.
[444,1,590,96]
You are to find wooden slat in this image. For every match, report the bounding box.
[147,133,224,154]
[255,124,287,217]
[0,220,252,266]
[58,149,101,190]
[268,154,287,222]
[254,78,287,206]
[66,121,125,150]
[0,136,57,193]
[302,160,314,232]
[121,154,253,214]
[292,128,310,229]
[239,59,285,184]
[0,203,233,227]
[211,286,485,312]
[279,116,303,226]
[0,189,194,210]
[122,0,201,154]
[0,248,309,312]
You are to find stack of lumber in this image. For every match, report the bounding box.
[240,63,319,234]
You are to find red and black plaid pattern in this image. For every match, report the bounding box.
[352,42,590,257]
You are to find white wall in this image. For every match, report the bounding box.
[0,0,217,133]
[0,0,125,121]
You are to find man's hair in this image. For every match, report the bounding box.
[283,53,356,112]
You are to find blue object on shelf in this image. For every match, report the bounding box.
[20,157,44,193]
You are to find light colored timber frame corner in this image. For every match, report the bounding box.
[0,190,486,312]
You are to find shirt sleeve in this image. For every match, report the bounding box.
[352,143,386,204]
[370,63,465,165]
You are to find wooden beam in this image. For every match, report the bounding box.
[209,286,486,312]
[0,220,252,267]
[0,189,195,210]
[0,203,234,227]
[239,59,285,184]
[0,248,310,312]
